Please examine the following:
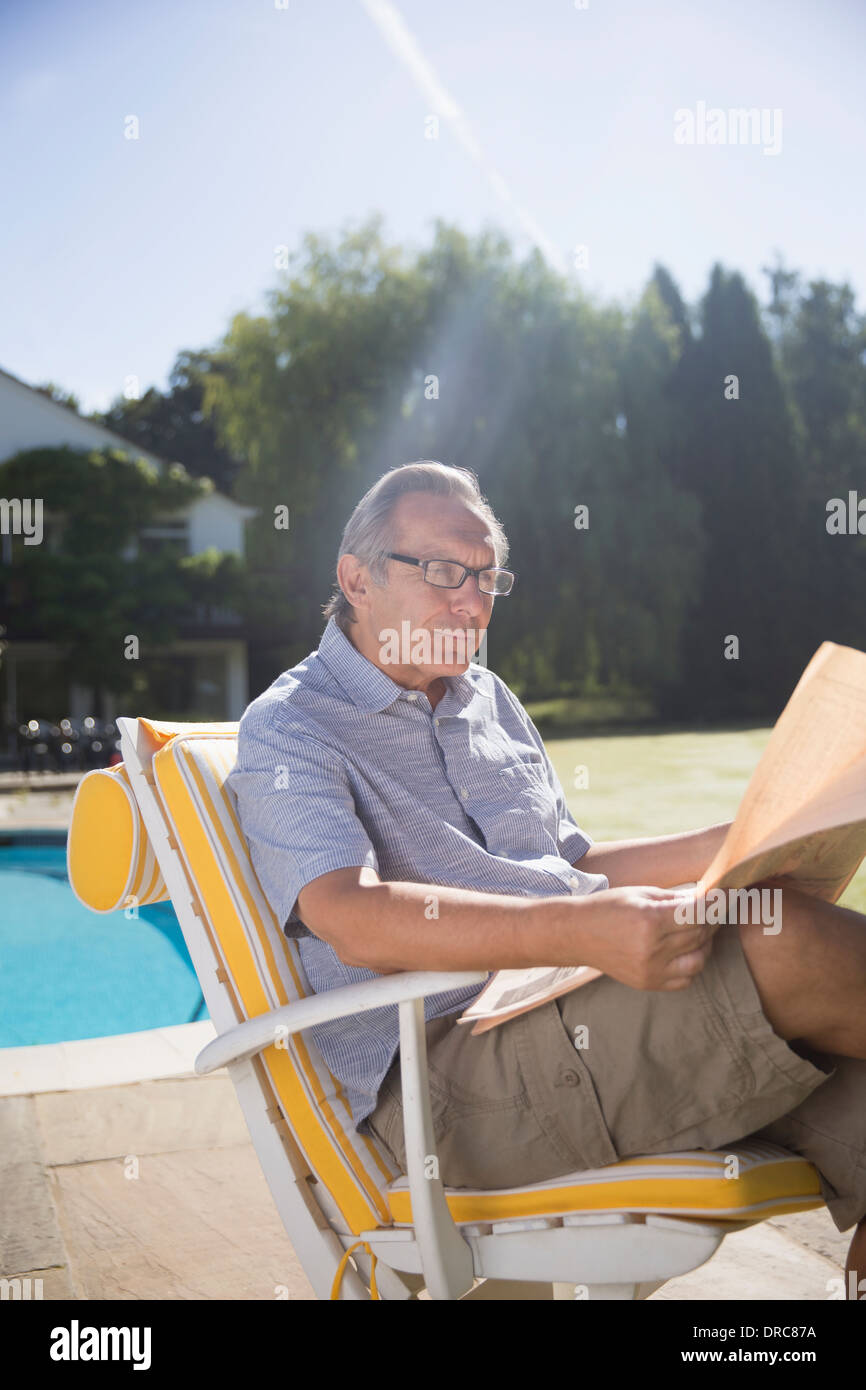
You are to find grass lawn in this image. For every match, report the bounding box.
[545,726,866,917]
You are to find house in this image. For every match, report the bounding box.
[0,365,257,727]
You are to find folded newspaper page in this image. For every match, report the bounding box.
[696,641,866,903]
[458,640,866,1036]
[456,964,605,1035]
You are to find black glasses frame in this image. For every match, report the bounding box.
[385,552,516,595]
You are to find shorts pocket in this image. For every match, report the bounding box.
[553,968,757,1156]
[432,1104,562,1189]
[426,1057,532,1117]
[367,1084,410,1170]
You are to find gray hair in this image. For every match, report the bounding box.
[323,460,509,630]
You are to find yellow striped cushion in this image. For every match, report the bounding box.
[67,764,169,913]
[151,732,402,1236]
[386,1141,825,1227]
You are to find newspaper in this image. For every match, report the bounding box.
[455,964,606,1035]
[696,641,866,902]
[457,641,866,1036]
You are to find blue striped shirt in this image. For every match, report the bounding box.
[227,616,609,1133]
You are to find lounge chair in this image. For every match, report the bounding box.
[65,716,826,1300]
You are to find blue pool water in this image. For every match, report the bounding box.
[0,831,209,1048]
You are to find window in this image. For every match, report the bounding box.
[137,519,190,557]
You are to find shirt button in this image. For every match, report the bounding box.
[460,787,469,799]
[407,692,417,701]
[434,717,440,726]
[561,1070,580,1087]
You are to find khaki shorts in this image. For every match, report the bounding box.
[366,921,866,1233]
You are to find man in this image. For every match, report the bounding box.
[228,460,866,1297]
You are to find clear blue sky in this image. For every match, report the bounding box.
[2,0,864,415]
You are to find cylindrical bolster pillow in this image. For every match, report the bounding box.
[67,763,169,913]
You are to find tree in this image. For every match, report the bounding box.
[198,214,434,688]
[197,216,709,705]
[0,446,245,717]
[664,266,807,717]
[614,277,705,701]
[95,351,243,493]
[24,220,861,722]
[761,252,801,345]
[776,279,866,654]
[32,382,82,413]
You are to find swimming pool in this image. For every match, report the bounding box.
[0,829,209,1048]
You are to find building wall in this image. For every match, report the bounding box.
[0,371,166,472]
[0,368,256,555]
[187,493,252,556]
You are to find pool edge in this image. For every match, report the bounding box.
[0,1020,218,1095]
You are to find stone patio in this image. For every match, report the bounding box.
[0,1067,852,1301]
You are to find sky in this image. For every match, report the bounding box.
[1,0,865,415]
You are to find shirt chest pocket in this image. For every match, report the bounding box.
[491,757,560,855]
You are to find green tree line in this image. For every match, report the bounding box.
[6,215,865,722]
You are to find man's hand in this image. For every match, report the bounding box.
[578,885,722,991]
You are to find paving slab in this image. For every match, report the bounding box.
[648,1219,843,1301]
[0,1266,75,1299]
[35,1074,248,1166]
[0,788,75,826]
[50,1144,315,1300]
[767,1208,851,1268]
[0,1096,67,1277]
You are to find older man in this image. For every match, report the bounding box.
[228,460,866,1297]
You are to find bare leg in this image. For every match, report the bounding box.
[734,880,866,1291]
[734,880,866,1059]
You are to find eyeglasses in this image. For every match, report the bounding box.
[385,552,516,595]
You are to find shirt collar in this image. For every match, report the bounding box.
[316,616,481,713]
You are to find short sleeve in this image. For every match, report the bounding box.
[226,712,379,938]
[553,795,594,865]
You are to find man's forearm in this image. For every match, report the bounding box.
[578,821,731,889]
[333,877,599,974]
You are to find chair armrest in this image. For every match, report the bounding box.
[194,969,487,1074]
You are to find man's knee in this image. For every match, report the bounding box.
[735,878,822,951]
[731,883,816,1042]
[733,880,857,1049]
